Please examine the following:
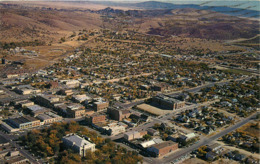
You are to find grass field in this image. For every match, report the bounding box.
[223,68,252,75]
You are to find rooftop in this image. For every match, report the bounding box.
[8,116,38,125]
[152,140,177,150]
[63,134,94,148]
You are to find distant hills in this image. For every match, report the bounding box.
[92,1,260,18]
[0,1,259,42]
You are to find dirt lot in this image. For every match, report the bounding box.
[182,158,239,164]
[237,122,260,139]
[136,104,172,116]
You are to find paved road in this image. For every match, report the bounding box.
[161,112,258,164]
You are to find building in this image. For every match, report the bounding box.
[179,133,196,142]
[16,100,34,108]
[0,144,29,164]
[151,84,168,92]
[35,94,60,108]
[36,112,62,125]
[27,105,49,116]
[59,89,73,96]
[147,141,178,157]
[14,85,41,95]
[123,119,137,127]
[93,100,109,112]
[139,138,163,148]
[207,143,222,152]
[123,131,147,141]
[147,128,160,136]
[86,114,106,124]
[0,135,9,147]
[62,134,95,157]
[4,155,29,164]
[66,103,86,118]
[6,116,40,130]
[102,123,126,136]
[72,94,92,104]
[64,80,80,88]
[0,121,19,133]
[152,95,185,110]
[206,151,218,161]
[108,107,131,121]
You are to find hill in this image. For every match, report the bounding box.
[92,1,260,18]
[0,3,259,43]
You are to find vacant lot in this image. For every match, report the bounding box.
[238,122,260,139]
[136,103,172,116]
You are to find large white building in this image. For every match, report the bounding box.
[62,134,95,157]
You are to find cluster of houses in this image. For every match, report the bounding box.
[176,107,234,134]
[196,143,259,163]
[223,130,259,153]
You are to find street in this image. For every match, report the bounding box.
[161,112,258,164]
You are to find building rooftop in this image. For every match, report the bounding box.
[63,134,94,148]
[0,135,8,144]
[155,95,182,104]
[8,116,38,125]
[152,140,177,150]
[27,105,44,111]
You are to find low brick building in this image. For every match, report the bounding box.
[147,141,178,157]
[86,114,106,124]
[93,101,109,111]
[107,107,131,121]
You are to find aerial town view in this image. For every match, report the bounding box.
[0,0,259,164]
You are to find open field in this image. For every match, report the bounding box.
[183,158,239,164]
[237,122,260,139]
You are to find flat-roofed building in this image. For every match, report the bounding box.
[124,131,147,141]
[64,80,80,88]
[86,114,106,124]
[7,116,40,130]
[36,112,62,125]
[59,89,73,96]
[35,94,60,108]
[67,103,86,118]
[107,107,131,121]
[72,94,92,104]
[139,138,163,148]
[152,95,185,110]
[0,121,19,133]
[93,100,109,112]
[102,123,126,136]
[16,100,34,108]
[27,105,49,116]
[147,141,178,157]
[62,134,95,157]
[179,133,196,142]
[14,85,41,95]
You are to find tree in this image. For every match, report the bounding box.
[153,123,161,130]
[143,134,152,141]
